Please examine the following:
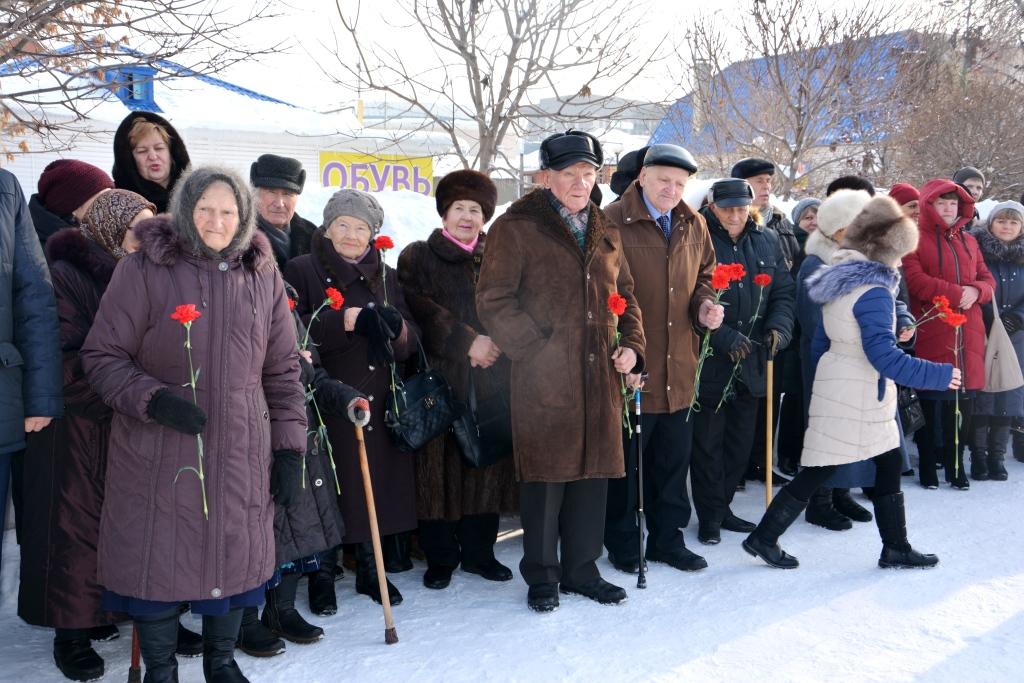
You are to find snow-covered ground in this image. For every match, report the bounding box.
[2,448,1022,683]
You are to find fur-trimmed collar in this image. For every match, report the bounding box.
[804,228,840,263]
[505,188,609,258]
[806,253,899,305]
[45,227,118,287]
[427,227,485,263]
[973,227,1024,265]
[132,214,275,272]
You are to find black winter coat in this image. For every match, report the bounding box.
[258,213,318,271]
[0,169,62,454]
[111,111,190,213]
[698,207,796,401]
[28,194,74,249]
[766,207,801,275]
[19,228,116,628]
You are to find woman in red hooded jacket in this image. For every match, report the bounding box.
[902,179,995,490]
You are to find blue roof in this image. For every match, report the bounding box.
[650,31,919,154]
[0,43,299,111]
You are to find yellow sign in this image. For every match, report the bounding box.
[319,152,433,195]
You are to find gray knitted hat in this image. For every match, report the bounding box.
[323,189,385,235]
[168,165,256,259]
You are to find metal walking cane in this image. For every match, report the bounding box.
[354,417,398,645]
[634,386,647,589]
[765,334,779,506]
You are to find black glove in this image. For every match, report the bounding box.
[353,307,396,367]
[298,353,316,386]
[1001,312,1022,334]
[729,334,753,362]
[377,304,404,341]
[147,389,207,435]
[315,376,362,417]
[270,449,303,507]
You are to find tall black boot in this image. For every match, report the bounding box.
[873,492,939,569]
[832,488,872,522]
[135,609,180,683]
[1012,418,1024,463]
[382,532,414,573]
[804,486,852,531]
[742,489,808,569]
[355,542,403,605]
[459,513,512,581]
[53,628,104,682]
[307,546,339,616]
[235,606,284,658]
[970,423,989,481]
[988,422,1010,481]
[202,609,248,683]
[262,573,324,644]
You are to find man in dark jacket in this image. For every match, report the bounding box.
[691,178,795,545]
[251,154,318,269]
[0,168,62,571]
[602,144,722,573]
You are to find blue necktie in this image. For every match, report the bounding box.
[657,214,672,241]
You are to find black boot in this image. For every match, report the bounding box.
[262,573,324,644]
[135,609,180,683]
[235,606,284,658]
[742,488,807,569]
[459,513,513,582]
[804,486,852,531]
[970,425,989,480]
[355,542,403,605]
[382,532,414,573]
[202,609,248,683]
[53,629,104,682]
[87,624,119,642]
[873,492,938,568]
[307,547,339,616]
[988,422,1010,481]
[946,447,970,489]
[832,488,873,522]
[1012,419,1024,463]
[176,620,203,658]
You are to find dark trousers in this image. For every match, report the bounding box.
[604,410,693,559]
[691,389,759,527]
[418,513,499,569]
[519,478,607,587]
[783,448,904,501]
[749,351,788,474]
[916,397,973,486]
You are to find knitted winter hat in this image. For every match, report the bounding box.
[434,169,498,221]
[250,154,306,194]
[887,183,919,206]
[37,159,114,217]
[791,197,821,225]
[323,189,384,235]
[953,166,985,186]
[80,189,155,259]
[841,196,918,265]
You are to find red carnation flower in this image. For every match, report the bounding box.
[325,287,344,311]
[932,295,951,310]
[374,235,395,251]
[287,298,296,312]
[607,293,628,317]
[943,311,967,328]
[170,304,201,326]
[727,263,747,281]
[753,273,772,287]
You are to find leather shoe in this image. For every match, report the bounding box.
[645,545,708,572]
[606,551,639,574]
[527,583,559,612]
[721,513,756,533]
[559,577,627,605]
[698,521,721,545]
[461,558,513,582]
[423,565,454,590]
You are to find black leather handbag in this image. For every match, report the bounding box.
[898,385,926,437]
[451,370,513,468]
[385,343,459,452]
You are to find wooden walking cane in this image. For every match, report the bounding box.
[765,334,778,506]
[354,423,399,644]
[127,624,141,682]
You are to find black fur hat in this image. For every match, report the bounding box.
[730,157,775,179]
[250,154,306,194]
[840,196,918,265]
[434,169,498,221]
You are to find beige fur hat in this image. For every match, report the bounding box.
[840,196,919,265]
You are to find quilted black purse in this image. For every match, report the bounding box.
[898,385,926,437]
[451,369,513,468]
[385,342,459,452]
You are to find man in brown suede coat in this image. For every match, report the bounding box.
[602,144,722,574]
[476,130,645,613]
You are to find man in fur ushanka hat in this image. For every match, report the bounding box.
[744,196,960,572]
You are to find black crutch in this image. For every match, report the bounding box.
[634,386,647,589]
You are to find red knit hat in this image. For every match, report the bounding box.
[37,159,115,216]
[888,182,920,206]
